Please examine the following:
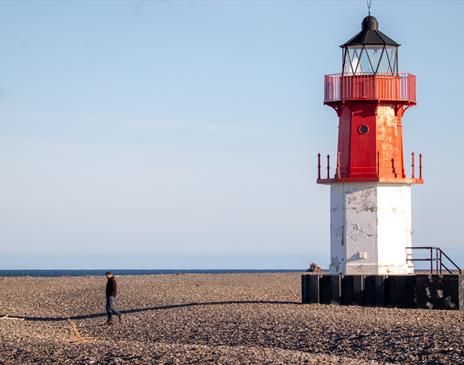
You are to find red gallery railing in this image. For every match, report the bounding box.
[324,73,416,103]
[317,152,423,182]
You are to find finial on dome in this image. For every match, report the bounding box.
[362,15,378,31]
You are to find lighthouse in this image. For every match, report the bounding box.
[319,15,423,275]
[302,14,462,310]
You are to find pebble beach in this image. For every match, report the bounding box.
[0,273,462,364]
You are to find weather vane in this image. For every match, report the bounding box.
[367,0,372,15]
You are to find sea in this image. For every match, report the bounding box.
[0,269,302,277]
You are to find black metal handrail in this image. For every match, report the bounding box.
[406,246,462,275]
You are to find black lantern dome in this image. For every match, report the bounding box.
[341,16,399,75]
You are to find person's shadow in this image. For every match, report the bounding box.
[1,300,300,322]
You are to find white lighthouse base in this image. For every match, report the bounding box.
[329,183,414,275]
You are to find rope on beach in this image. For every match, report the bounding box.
[0,315,24,321]
[67,319,95,344]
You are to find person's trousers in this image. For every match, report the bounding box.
[106,296,120,320]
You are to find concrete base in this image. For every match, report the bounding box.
[302,274,464,310]
[329,183,413,276]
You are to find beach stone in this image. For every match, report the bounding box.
[0,273,463,364]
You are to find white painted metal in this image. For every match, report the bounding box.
[329,183,413,275]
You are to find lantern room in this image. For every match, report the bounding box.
[341,15,399,76]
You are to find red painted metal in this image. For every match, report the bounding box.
[419,153,423,180]
[318,72,423,185]
[326,154,330,179]
[324,73,416,104]
[411,152,415,179]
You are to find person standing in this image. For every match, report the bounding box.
[105,271,122,324]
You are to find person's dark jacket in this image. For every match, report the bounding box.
[106,277,117,297]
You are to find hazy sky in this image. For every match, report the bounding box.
[1,0,463,269]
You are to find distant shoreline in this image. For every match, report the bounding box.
[0,269,304,277]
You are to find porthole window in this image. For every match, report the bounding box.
[358,125,369,135]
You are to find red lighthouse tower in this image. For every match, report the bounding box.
[319,16,423,275]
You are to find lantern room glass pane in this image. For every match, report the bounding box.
[343,49,354,74]
[376,52,391,74]
[366,46,383,73]
[343,47,363,75]
[385,46,398,74]
[356,48,372,74]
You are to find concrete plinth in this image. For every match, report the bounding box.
[301,273,464,310]
[330,183,413,275]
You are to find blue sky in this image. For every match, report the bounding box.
[0,0,463,269]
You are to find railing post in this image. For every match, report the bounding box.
[435,248,439,274]
[411,152,415,179]
[439,249,443,275]
[419,153,423,179]
[326,154,330,179]
[430,247,433,274]
[317,153,321,180]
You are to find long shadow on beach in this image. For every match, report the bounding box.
[2,300,300,322]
